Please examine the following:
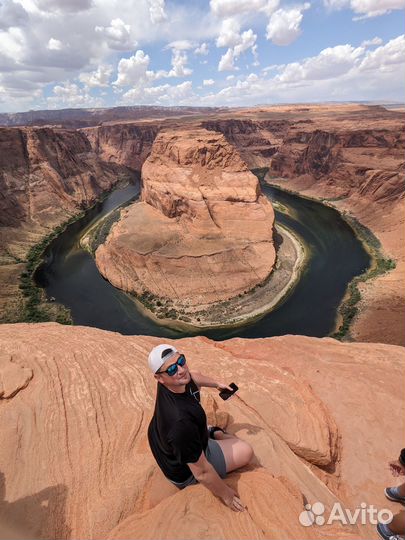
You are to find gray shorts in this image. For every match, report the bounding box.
[170,438,227,489]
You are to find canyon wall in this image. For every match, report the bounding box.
[263,117,405,346]
[0,126,132,322]
[0,323,403,539]
[82,123,160,170]
[95,128,276,316]
[201,106,405,345]
[0,105,403,342]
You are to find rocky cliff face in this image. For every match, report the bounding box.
[0,126,132,322]
[95,128,276,316]
[0,105,403,341]
[202,106,405,345]
[0,324,403,539]
[82,123,160,170]
[1,127,129,229]
[265,114,405,346]
[201,118,286,168]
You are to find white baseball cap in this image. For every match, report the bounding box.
[148,344,178,373]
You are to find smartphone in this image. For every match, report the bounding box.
[219,382,238,400]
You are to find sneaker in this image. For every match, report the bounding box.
[376,522,404,540]
[385,487,405,505]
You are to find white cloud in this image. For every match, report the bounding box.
[95,18,137,51]
[79,64,113,87]
[203,78,215,86]
[166,49,193,77]
[210,0,279,17]
[216,18,257,71]
[0,27,27,62]
[0,0,214,112]
[234,28,256,56]
[194,42,209,55]
[216,18,241,47]
[47,38,62,50]
[252,43,259,66]
[148,0,166,23]
[121,80,193,105]
[323,0,405,17]
[113,50,151,86]
[218,48,236,71]
[47,82,104,108]
[358,34,405,71]
[266,3,310,46]
[276,44,364,82]
[166,40,195,50]
[202,35,405,106]
[361,37,383,47]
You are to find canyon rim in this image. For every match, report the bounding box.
[0,1,404,538]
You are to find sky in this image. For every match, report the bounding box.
[0,0,404,112]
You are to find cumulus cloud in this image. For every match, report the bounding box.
[47,38,62,50]
[121,80,193,105]
[218,48,236,71]
[79,64,113,87]
[194,42,209,55]
[148,0,167,23]
[358,34,404,70]
[47,82,104,108]
[361,36,383,47]
[216,18,257,71]
[164,49,193,77]
[95,18,137,51]
[323,0,405,17]
[266,3,310,46]
[202,35,405,106]
[113,50,151,86]
[276,44,365,82]
[0,27,27,63]
[203,78,215,86]
[216,18,241,47]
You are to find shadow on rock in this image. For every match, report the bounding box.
[0,472,70,540]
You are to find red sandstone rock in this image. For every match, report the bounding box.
[0,104,404,342]
[0,323,403,539]
[95,128,276,311]
[0,125,131,321]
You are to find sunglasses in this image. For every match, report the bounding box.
[157,354,187,376]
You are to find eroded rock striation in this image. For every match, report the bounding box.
[0,126,132,322]
[0,104,404,342]
[0,324,404,539]
[95,129,276,316]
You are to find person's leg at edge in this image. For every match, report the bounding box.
[388,511,405,535]
[213,431,254,473]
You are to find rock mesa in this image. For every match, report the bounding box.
[95,129,276,315]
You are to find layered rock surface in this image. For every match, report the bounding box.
[0,104,404,342]
[95,128,276,312]
[0,324,404,539]
[0,126,132,322]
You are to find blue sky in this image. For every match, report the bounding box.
[0,0,404,112]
